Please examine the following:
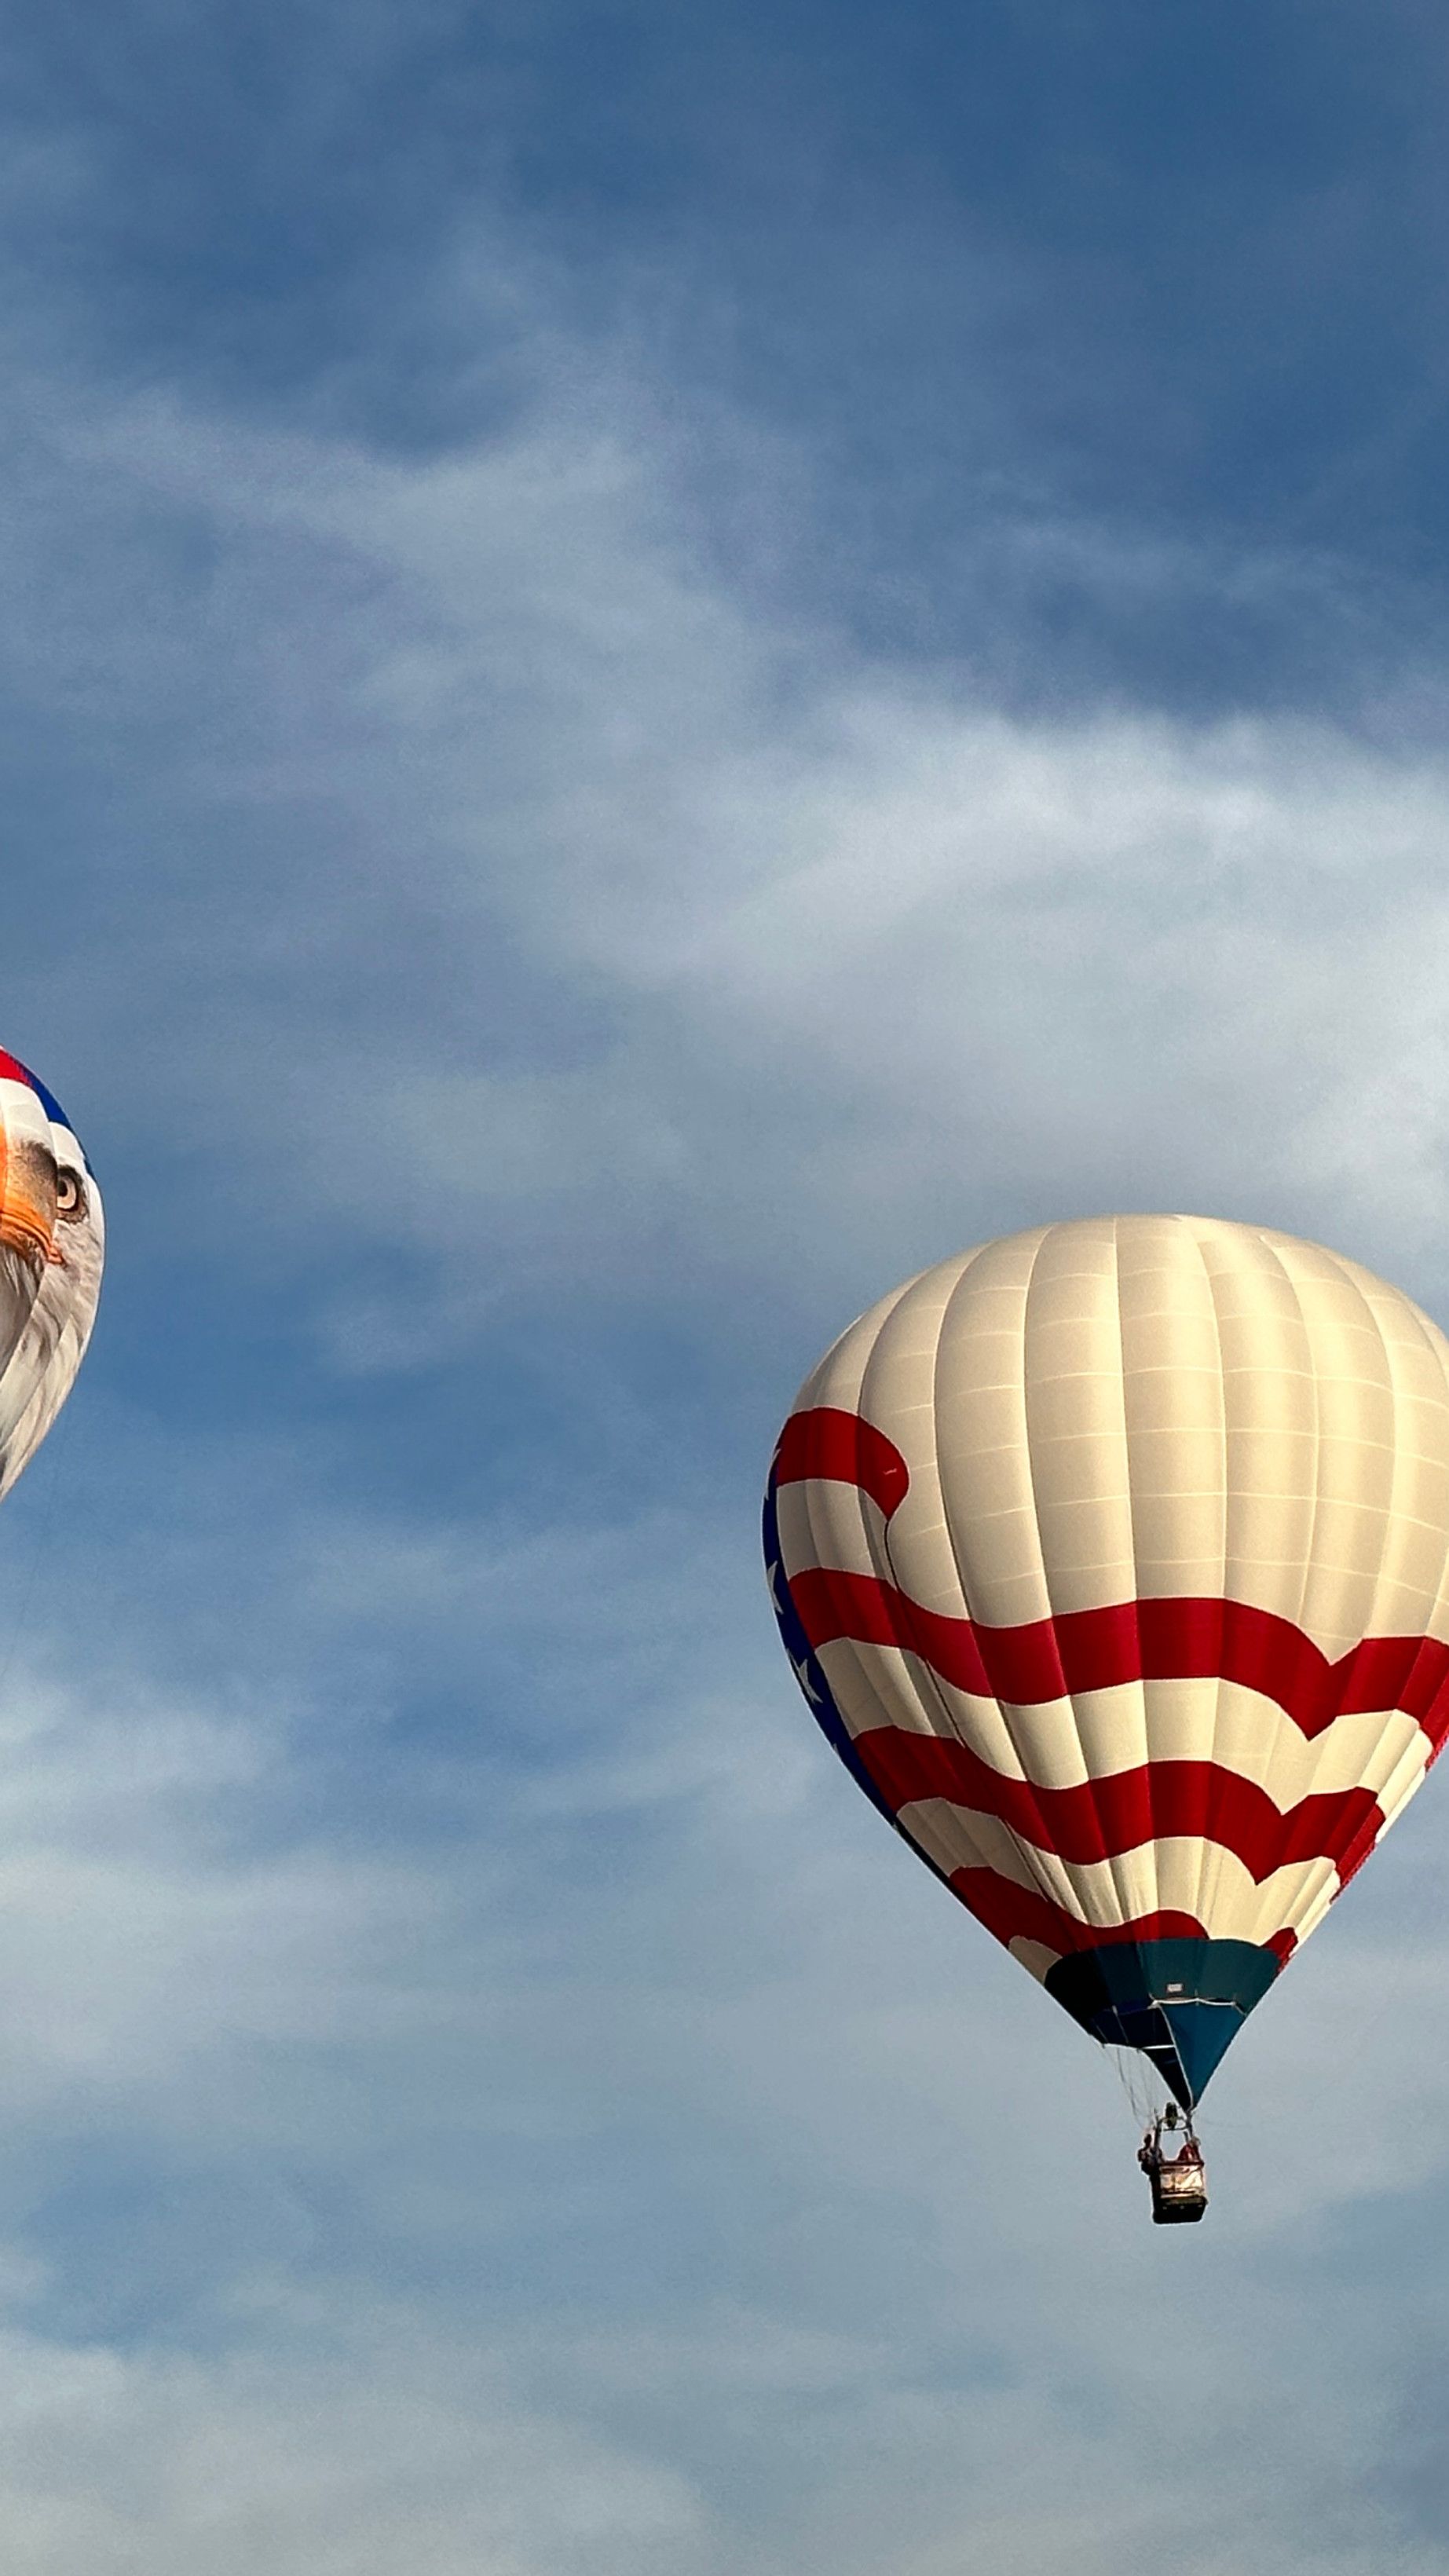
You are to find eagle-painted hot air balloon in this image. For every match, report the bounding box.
[764,1217,1449,2220]
[0,1048,103,1495]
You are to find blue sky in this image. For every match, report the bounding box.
[2,0,1449,2566]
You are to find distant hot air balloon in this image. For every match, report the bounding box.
[765,1217,1449,2217]
[0,1049,102,1495]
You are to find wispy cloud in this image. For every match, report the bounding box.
[13,352,1449,1347]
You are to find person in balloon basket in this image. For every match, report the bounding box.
[1139,2111,1207,2221]
[1138,2128,1203,2173]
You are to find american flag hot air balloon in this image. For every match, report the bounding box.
[765,1217,1449,2218]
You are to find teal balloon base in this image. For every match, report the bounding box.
[1045,1938,1283,2108]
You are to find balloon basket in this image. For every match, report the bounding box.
[1140,2111,1208,2224]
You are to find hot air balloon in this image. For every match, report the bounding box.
[0,1048,103,1495]
[764,1217,1449,2220]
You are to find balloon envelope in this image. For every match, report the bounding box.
[0,1050,103,1500]
[765,1217,1449,2106]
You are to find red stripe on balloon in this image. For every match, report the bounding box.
[941,1861,1304,1971]
[776,1406,1410,1970]
[772,1407,910,1518]
[944,1867,1209,1957]
[788,1566,1449,1749]
[853,1726,1385,1884]
[774,1407,1449,1744]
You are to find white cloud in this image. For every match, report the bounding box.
[0,2309,711,2576]
[6,359,1446,1364]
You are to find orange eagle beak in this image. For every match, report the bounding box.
[0,1141,56,1276]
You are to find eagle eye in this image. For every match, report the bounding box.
[56,1169,86,1220]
